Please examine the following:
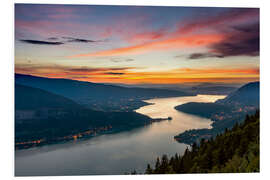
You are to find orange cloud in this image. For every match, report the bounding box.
[176,68,259,75]
[62,76,259,85]
[16,64,259,85]
[68,9,259,58]
[69,34,224,58]
[126,29,167,44]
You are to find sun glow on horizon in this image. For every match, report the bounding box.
[15,5,259,85]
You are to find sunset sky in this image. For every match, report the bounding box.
[15,4,259,84]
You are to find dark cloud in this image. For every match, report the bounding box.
[104,72,125,75]
[58,66,134,74]
[110,59,122,63]
[179,8,259,34]
[68,67,132,72]
[15,64,134,77]
[20,36,103,46]
[174,55,185,59]
[20,39,64,45]
[232,22,259,33]
[47,37,58,40]
[188,53,224,59]
[110,58,134,63]
[62,36,99,43]
[188,22,259,59]
[125,59,134,62]
[188,53,207,59]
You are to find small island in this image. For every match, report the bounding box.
[151,117,173,123]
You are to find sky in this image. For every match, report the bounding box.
[15,4,260,85]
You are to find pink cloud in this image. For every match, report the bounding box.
[69,34,224,57]
[177,9,259,34]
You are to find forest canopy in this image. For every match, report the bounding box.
[144,110,259,174]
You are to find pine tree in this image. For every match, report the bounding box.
[145,111,259,174]
[145,164,153,174]
[160,154,169,173]
[154,157,161,173]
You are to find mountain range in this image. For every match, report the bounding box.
[216,81,259,107]
[175,81,259,118]
[15,73,193,111]
[15,83,153,149]
[174,81,259,145]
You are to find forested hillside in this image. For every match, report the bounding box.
[174,81,259,145]
[15,73,193,111]
[15,84,153,149]
[175,102,231,118]
[216,81,259,107]
[15,84,82,110]
[145,111,259,174]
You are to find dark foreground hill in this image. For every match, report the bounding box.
[15,73,193,111]
[144,111,259,174]
[15,84,153,149]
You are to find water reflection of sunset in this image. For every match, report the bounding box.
[136,95,226,135]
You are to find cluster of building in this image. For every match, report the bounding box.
[15,125,113,149]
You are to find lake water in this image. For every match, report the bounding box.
[15,94,226,176]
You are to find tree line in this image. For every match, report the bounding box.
[143,110,259,174]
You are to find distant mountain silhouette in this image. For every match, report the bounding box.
[216,81,259,107]
[190,84,238,95]
[15,84,82,110]
[175,81,259,117]
[15,73,193,111]
[15,83,153,146]
[174,81,260,145]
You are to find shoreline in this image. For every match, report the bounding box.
[15,116,173,150]
[16,94,222,150]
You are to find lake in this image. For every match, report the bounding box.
[15,94,226,176]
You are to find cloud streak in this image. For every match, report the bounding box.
[20,39,64,45]
[188,53,224,59]
[188,22,259,59]
[104,72,125,75]
[62,36,100,43]
[15,62,259,84]
[176,67,259,75]
[15,5,260,85]
[110,58,135,63]
[20,36,103,46]
[178,8,259,34]
[69,34,224,57]
[15,64,135,77]
[68,8,259,58]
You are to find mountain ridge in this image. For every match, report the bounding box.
[15,73,193,111]
[15,84,83,110]
[15,83,155,149]
[174,81,259,145]
[216,81,259,107]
